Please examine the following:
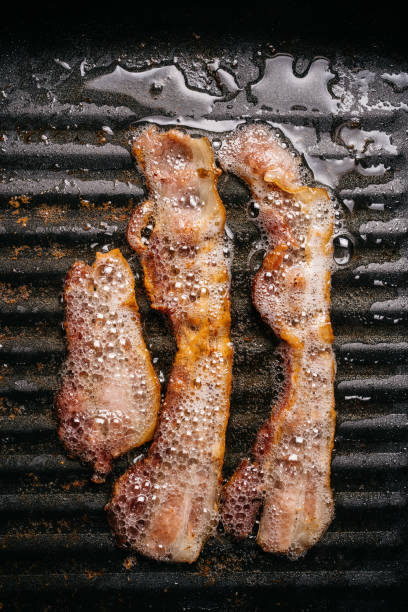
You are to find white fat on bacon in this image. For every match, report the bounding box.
[55,249,161,483]
[218,123,335,559]
[106,127,233,563]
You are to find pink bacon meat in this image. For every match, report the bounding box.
[106,127,233,562]
[55,249,160,483]
[218,123,336,558]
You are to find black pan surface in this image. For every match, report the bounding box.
[0,15,407,611]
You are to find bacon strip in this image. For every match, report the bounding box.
[218,124,336,559]
[106,127,233,563]
[55,249,160,483]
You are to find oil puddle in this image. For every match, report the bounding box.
[267,122,337,186]
[135,115,244,133]
[381,72,408,92]
[338,69,408,113]
[251,54,339,114]
[206,58,241,97]
[85,64,239,119]
[309,158,356,189]
[356,163,389,177]
[338,126,397,156]
[270,122,394,189]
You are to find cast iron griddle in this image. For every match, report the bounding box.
[0,31,407,611]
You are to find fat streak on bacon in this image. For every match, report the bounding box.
[218,123,336,559]
[106,127,233,563]
[55,249,160,483]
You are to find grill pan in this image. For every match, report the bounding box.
[0,13,407,611]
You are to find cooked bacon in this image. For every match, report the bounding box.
[55,249,160,483]
[218,124,335,559]
[106,127,233,563]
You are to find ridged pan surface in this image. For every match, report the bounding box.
[0,38,407,611]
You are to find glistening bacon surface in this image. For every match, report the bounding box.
[106,127,233,563]
[218,124,336,559]
[55,249,160,483]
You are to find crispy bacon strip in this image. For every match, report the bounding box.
[106,127,233,563]
[55,249,160,483]
[218,124,336,559]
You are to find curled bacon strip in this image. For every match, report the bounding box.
[55,249,160,483]
[218,124,336,559]
[106,127,233,562]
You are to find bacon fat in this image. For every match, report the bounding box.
[218,124,336,559]
[55,249,160,483]
[106,127,233,562]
